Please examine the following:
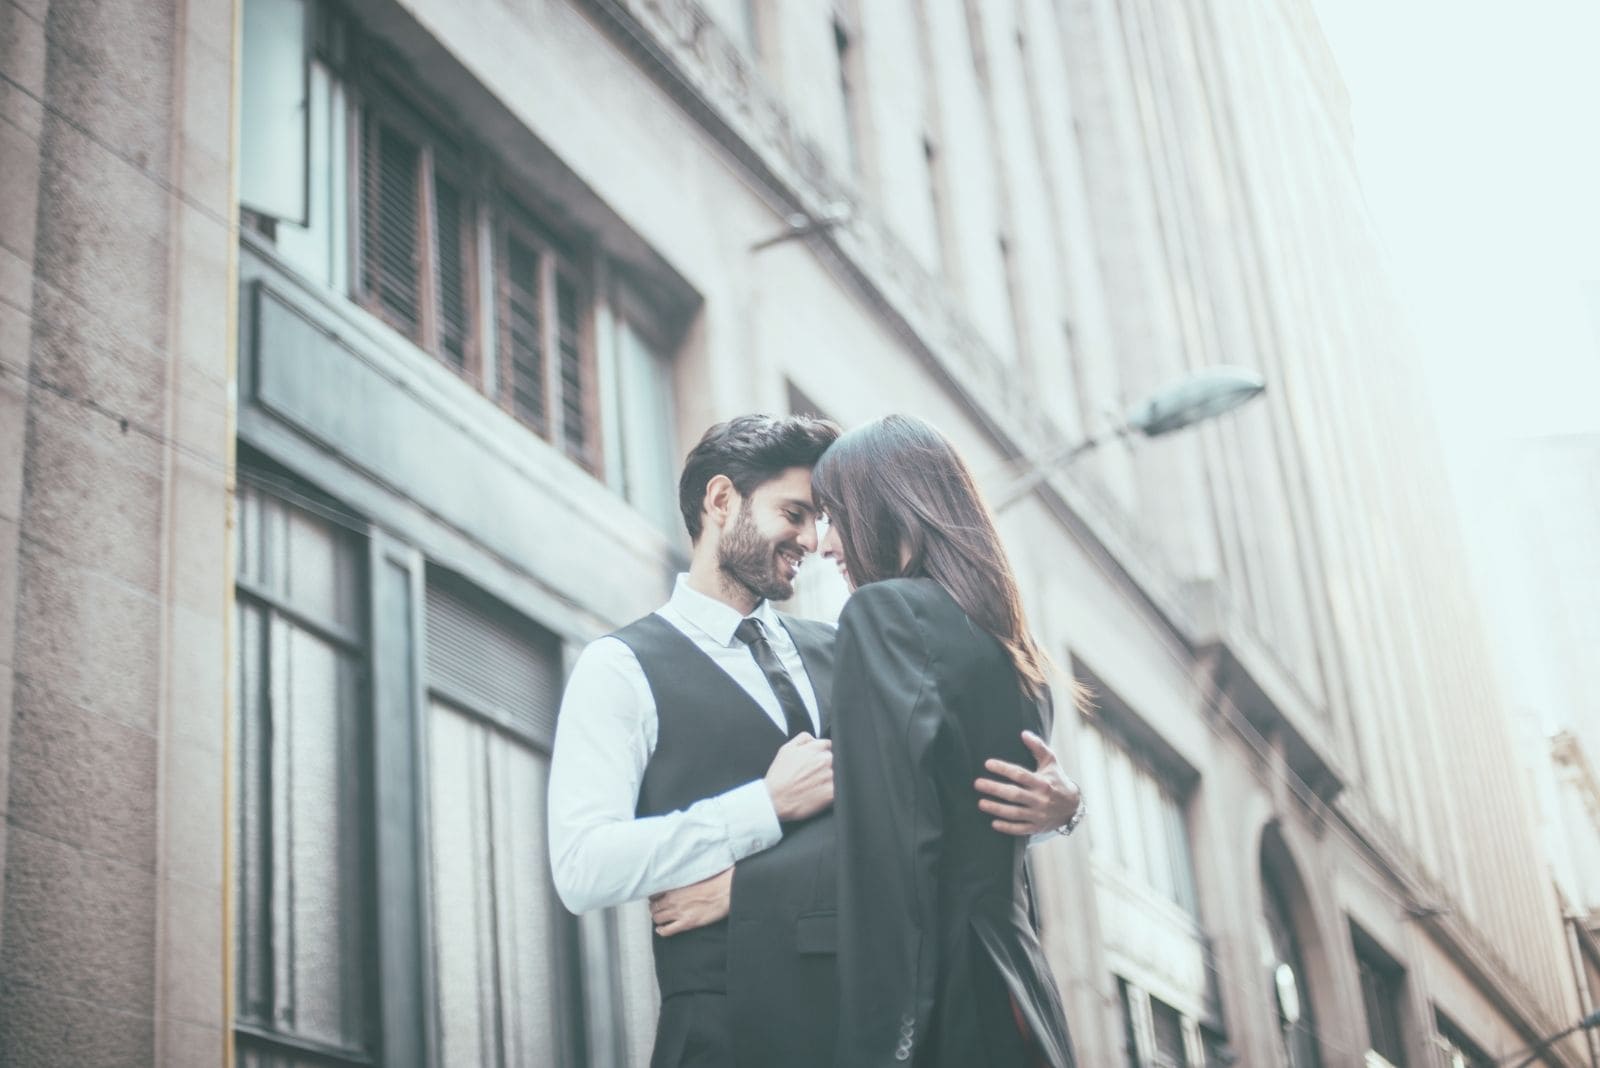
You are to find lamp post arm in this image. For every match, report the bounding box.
[1506,1009,1600,1067]
[990,433,1112,513]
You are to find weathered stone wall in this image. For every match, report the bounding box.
[0,1,235,1064]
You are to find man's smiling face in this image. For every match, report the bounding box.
[717,465,820,603]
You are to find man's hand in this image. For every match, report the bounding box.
[650,866,733,937]
[976,729,1082,835]
[764,732,834,821]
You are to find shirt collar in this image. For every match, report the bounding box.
[669,573,787,648]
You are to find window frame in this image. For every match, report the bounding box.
[1352,925,1409,1068]
[233,468,380,1068]
[419,569,586,1067]
[350,74,487,387]
[493,202,604,475]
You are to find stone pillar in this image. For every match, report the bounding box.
[0,0,237,1065]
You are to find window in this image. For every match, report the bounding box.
[1434,1012,1490,1068]
[1261,860,1322,1068]
[423,575,581,1066]
[1077,716,1201,916]
[495,209,600,472]
[612,286,682,535]
[1118,978,1147,1068]
[1200,1026,1232,1067]
[1149,996,1187,1068]
[1354,928,1408,1067]
[240,0,311,224]
[1119,978,1210,1068]
[243,4,616,480]
[347,71,607,473]
[234,474,375,1067]
[353,85,605,472]
[357,96,480,378]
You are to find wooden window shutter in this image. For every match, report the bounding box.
[361,117,424,339]
[432,171,473,373]
[554,269,594,471]
[424,577,561,747]
[500,231,548,436]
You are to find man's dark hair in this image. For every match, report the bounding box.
[678,414,841,542]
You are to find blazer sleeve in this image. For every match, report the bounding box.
[832,582,945,1067]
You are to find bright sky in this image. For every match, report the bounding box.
[1310,0,1600,458]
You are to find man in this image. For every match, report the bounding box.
[548,414,1082,1068]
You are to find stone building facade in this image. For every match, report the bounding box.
[0,0,1590,1066]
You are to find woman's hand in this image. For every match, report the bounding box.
[975,730,1083,835]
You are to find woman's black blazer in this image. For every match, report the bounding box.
[832,577,1076,1068]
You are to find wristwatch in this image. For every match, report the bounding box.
[1057,793,1087,837]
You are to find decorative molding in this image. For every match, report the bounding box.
[578,0,1058,452]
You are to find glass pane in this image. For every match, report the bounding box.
[1149,997,1186,1068]
[363,122,422,336]
[1075,724,1110,865]
[503,236,546,434]
[283,505,360,629]
[1135,768,1175,904]
[273,57,343,288]
[489,732,564,1064]
[1107,743,1147,884]
[556,272,589,466]
[612,899,659,1068]
[1118,980,1143,1068]
[434,174,471,369]
[240,0,309,223]
[1163,790,1200,916]
[428,702,497,1067]
[428,700,569,1068]
[281,623,368,1048]
[236,601,272,1024]
[616,317,679,536]
[234,481,371,1062]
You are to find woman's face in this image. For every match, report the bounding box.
[818,515,854,591]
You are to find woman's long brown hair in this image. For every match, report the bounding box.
[812,414,1050,701]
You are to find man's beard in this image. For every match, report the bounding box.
[718,505,799,603]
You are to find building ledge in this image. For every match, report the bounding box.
[1184,578,1347,802]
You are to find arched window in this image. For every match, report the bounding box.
[1261,848,1323,1068]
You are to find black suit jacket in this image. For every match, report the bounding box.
[830,578,1076,1068]
[723,613,841,1068]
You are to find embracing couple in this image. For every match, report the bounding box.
[548,413,1082,1067]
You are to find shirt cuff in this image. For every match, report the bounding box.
[717,779,784,860]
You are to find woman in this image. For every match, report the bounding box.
[814,414,1077,1068]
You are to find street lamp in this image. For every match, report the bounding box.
[993,365,1267,512]
[1504,1008,1600,1067]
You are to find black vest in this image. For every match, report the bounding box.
[612,610,836,998]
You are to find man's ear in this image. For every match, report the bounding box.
[702,474,738,534]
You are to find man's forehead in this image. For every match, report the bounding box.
[752,466,816,506]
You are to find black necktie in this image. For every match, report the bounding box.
[733,617,814,739]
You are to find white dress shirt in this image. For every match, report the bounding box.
[548,575,826,915]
